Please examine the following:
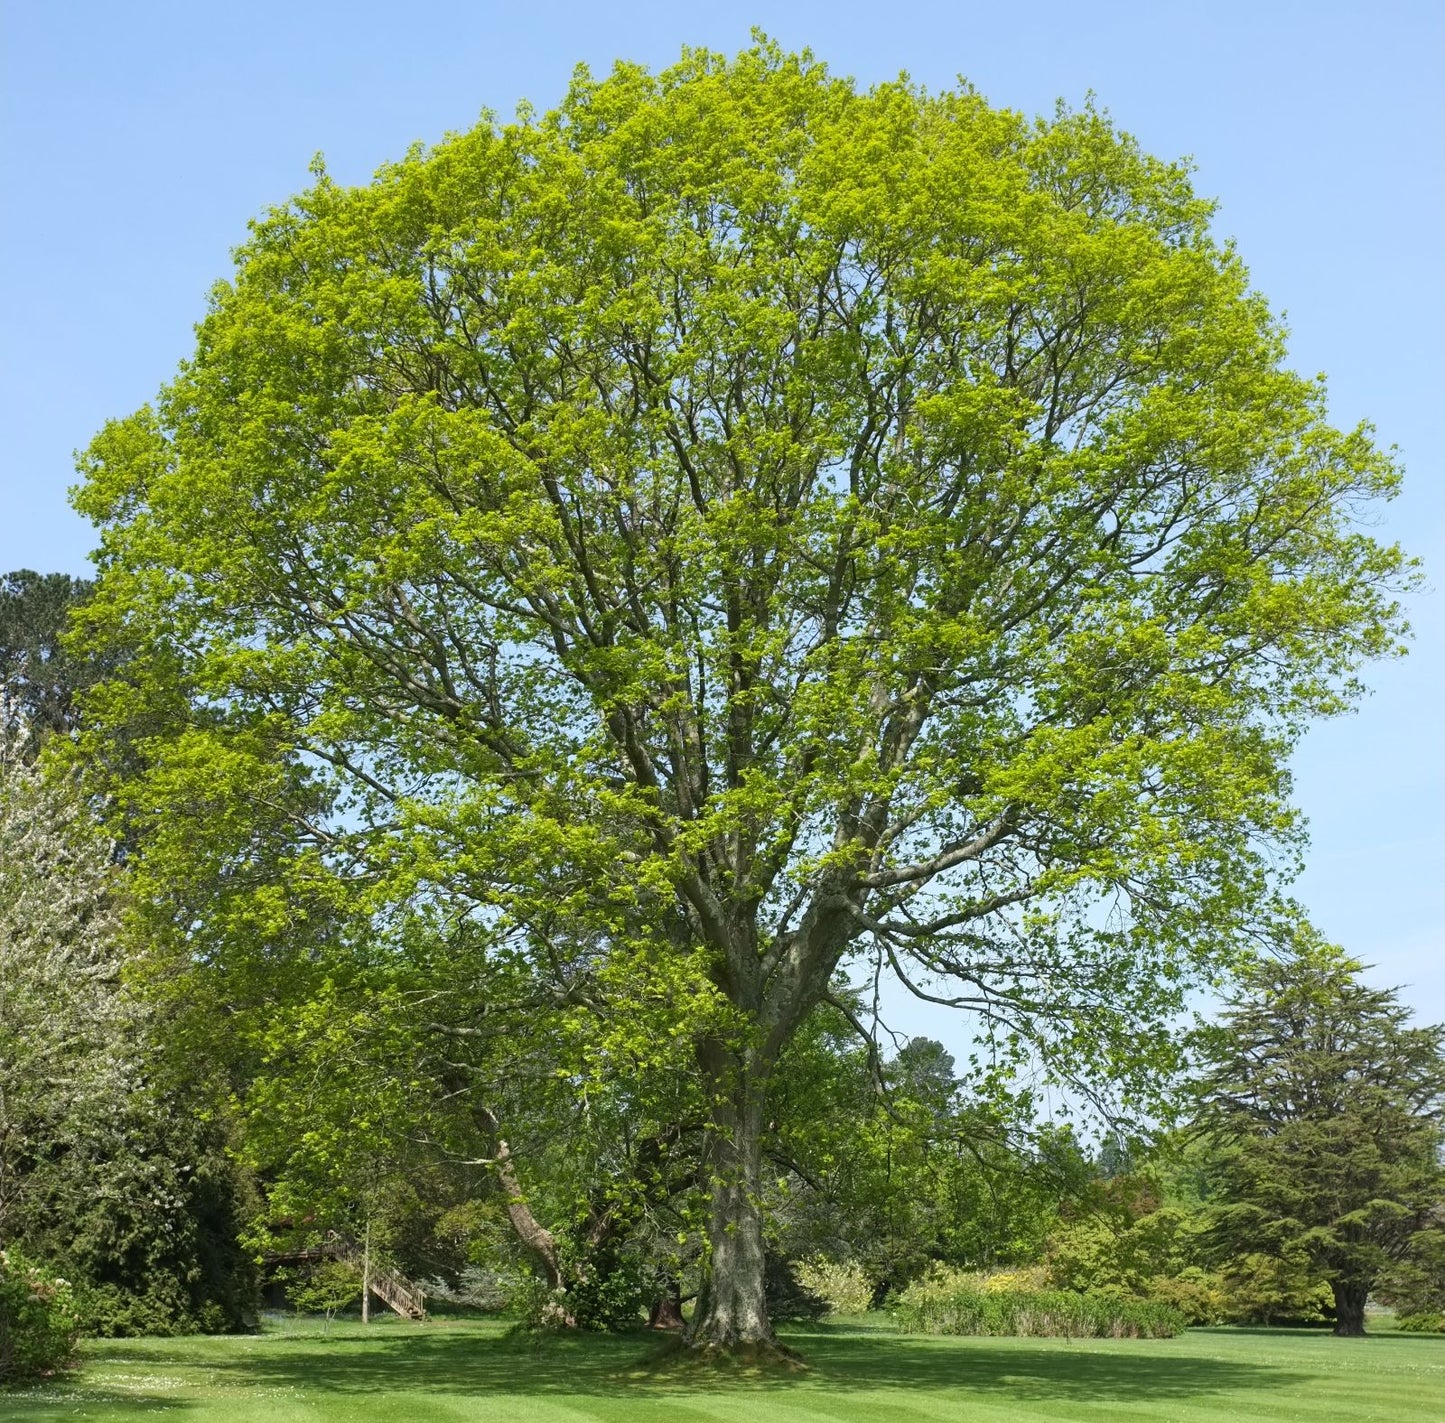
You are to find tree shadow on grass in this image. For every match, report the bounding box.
[176,1325,1308,1404]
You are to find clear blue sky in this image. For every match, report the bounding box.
[3,2,1441,1032]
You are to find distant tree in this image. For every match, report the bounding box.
[769,1015,1091,1296]
[1377,1213,1445,1324]
[1193,936,1445,1335]
[73,42,1412,1350]
[0,571,94,756]
[279,1258,361,1325]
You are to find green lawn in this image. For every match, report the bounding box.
[6,1315,1444,1422]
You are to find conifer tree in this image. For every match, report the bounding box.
[1194,937,1445,1335]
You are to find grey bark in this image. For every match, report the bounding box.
[687,1044,773,1348]
[472,1102,572,1316]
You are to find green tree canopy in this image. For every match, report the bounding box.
[769,1018,1089,1298]
[233,911,713,1326]
[73,42,1411,1349]
[1193,936,1445,1335]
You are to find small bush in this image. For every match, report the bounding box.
[1148,1269,1229,1325]
[0,1249,80,1385]
[564,1255,652,1331]
[418,1266,517,1313]
[1397,1312,1445,1334]
[508,1274,573,1331]
[510,1253,652,1333]
[276,1260,361,1322]
[894,1266,1185,1338]
[793,1258,875,1316]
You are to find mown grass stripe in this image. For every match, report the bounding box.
[5,1319,1443,1423]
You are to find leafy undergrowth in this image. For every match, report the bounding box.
[4,1314,1444,1422]
[1398,1312,1445,1333]
[893,1276,1187,1338]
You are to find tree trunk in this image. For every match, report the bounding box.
[1332,1280,1368,1336]
[687,1048,774,1351]
[648,1278,685,1331]
[472,1102,576,1325]
[361,1223,371,1325]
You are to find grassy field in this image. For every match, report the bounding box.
[6,1314,1444,1422]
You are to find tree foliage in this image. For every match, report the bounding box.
[1192,936,1445,1335]
[769,1017,1087,1297]
[0,571,96,758]
[0,738,255,1335]
[73,42,1411,1347]
[0,735,124,1245]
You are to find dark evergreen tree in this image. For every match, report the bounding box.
[0,571,95,755]
[1193,935,1445,1335]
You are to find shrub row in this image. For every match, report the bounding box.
[895,1268,1186,1338]
[1397,1312,1445,1334]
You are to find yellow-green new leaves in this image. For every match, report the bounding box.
[70,40,1413,1341]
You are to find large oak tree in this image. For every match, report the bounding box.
[74,44,1410,1348]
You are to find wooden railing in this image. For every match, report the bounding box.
[356,1254,426,1321]
[263,1234,427,1321]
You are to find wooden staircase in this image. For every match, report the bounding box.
[264,1234,427,1321]
[352,1252,427,1321]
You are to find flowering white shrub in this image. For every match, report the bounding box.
[0,1247,80,1382]
[0,735,257,1337]
[793,1258,875,1316]
[0,736,125,1243]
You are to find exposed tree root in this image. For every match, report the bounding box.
[637,1333,807,1376]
